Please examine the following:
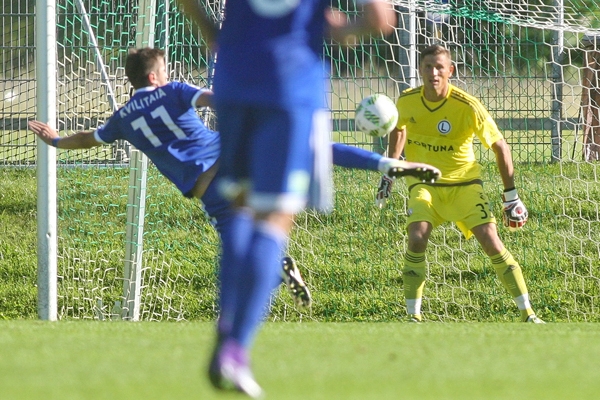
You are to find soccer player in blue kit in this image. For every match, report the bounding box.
[176,0,406,397]
[30,46,438,397]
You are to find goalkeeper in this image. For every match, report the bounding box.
[376,44,544,323]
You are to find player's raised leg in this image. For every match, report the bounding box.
[332,142,440,183]
[385,160,441,183]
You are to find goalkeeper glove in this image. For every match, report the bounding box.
[502,188,528,232]
[375,174,394,208]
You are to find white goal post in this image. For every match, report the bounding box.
[120,0,158,321]
[36,0,58,321]
[35,0,158,321]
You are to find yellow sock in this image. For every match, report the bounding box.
[490,248,534,321]
[403,250,427,316]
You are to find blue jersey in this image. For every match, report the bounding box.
[94,81,220,196]
[213,0,329,109]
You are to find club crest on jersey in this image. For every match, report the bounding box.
[437,120,451,135]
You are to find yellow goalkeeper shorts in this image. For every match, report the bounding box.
[406,183,497,240]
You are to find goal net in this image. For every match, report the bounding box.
[1,0,599,321]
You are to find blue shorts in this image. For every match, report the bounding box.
[215,103,332,213]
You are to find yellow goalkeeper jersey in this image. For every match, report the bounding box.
[396,84,503,186]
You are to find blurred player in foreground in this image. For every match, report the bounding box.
[377,44,544,324]
[176,0,432,397]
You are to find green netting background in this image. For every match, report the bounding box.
[1,0,599,321]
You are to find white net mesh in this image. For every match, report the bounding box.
[2,0,600,322]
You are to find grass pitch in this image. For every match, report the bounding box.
[1,321,599,400]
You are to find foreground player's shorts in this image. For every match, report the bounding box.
[215,104,332,214]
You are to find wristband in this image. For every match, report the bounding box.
[51,137,61,147]
[503,188,518,201]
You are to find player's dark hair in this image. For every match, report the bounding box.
[420,44,452,61]
[125,47,166,89]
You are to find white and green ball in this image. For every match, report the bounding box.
[355,94,399,138]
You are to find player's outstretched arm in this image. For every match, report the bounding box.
[176,0,219,49]
[28,120,101,149]
[326,1,396,44]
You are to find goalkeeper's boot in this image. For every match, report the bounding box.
[525,314,546,324]
[385,160,441,183]
[208,339,264,399]
[407,314,422,323]
[281,256,312,310]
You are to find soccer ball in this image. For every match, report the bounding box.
[355,94,399,138]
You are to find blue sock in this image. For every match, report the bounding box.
[217,209,254,337]
[230,221,288,347]
[332,142,381,171]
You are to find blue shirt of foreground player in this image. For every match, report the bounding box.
[94,81,220,197]
[213,0,329,109]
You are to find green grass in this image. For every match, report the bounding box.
[1,161,600,322]
[0,321,599,400]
